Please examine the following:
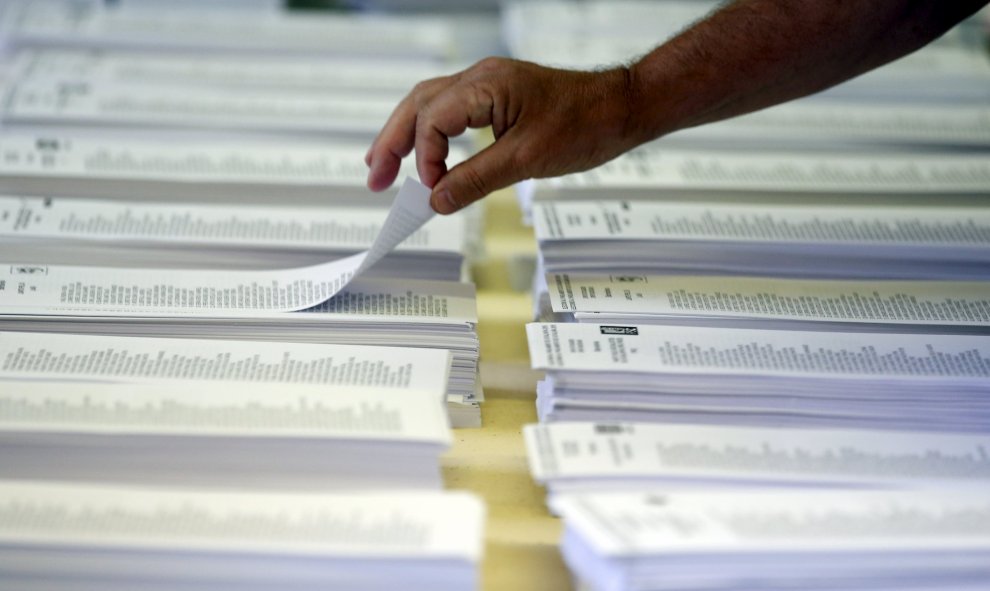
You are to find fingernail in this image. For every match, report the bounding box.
[432,188,456,214]
[366,154,380,189]
[364,148,373,166]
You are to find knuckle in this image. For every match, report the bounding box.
[414,111,440,140]
[460,82,486,115]
[414,130,448,165]
[471,56,507,75]
[410,80,431,97]
[412,75,443,93]
[409,78,440,107]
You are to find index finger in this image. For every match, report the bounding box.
[366,76,454,192]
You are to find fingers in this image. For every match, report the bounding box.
[430,131,525,214]
[366,58,526,211]
[366,95,415,191]
[415,81,495,189]
[366,77,451,192]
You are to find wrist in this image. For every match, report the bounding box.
[589,65,657,155]
[625,57,696,146]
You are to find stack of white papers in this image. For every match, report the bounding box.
[0,328,487,428]
[0,269,481,418]
[0,329,451,394]
[1,1,457,60]
[0,179,483,425]
[0,481,484,591]
[525,421,990,497]
[7,49,458,96]
[0,196,467,278]
[0,49,477,140]
[1,75,406,137]
[552,489,990,591]
[0,269,478,342]
[818,44,990,103]
[2,379,451,490]
[665,101,990,149]
[539,273,990,334]
[519,148,990,215]
[527,322,990,432]
[0,128,467,205]
[532,200,990,280]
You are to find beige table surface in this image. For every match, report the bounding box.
[440,186,572,591]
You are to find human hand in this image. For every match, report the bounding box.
[365,57,639,214]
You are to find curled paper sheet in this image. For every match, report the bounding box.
[0,178,435,314]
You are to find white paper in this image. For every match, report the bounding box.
[0,267,478,323]
[527,322,990,378]
[3,2,455,59]
[0,195,464,253]
[525,421,990,487]
[3,77,402,134]
[552,489,990,555]
[674,101,990,145]
[0,481,484,560]
[0,380,450,442]
[0,131,376,183]
[542,148,990,195]
[0,178,435,313]
[0,331,451,392]
[534,200,990,244]
[10,49,453,93]
[547,273,990,327]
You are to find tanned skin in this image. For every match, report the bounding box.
[365,0,988,214]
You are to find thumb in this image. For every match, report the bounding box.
[429,136,525,214]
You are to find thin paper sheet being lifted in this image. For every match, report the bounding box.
[1,178,435,314]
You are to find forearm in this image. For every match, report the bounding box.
[627,0,987,142]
